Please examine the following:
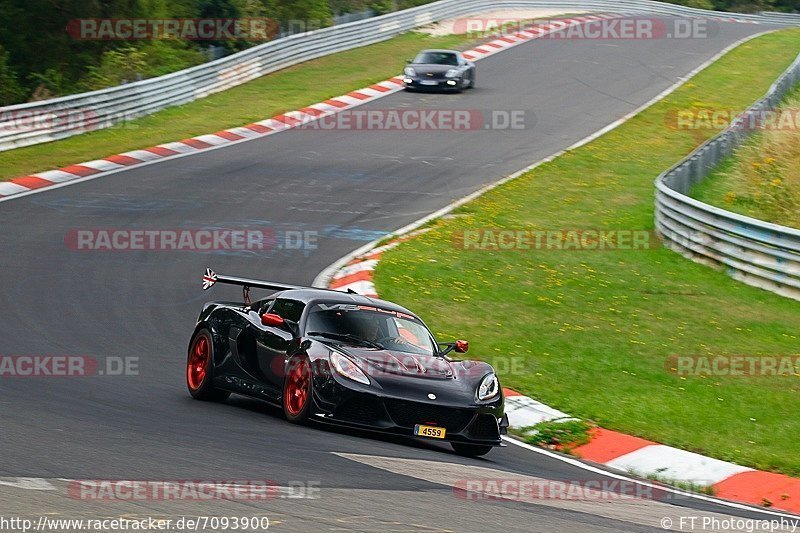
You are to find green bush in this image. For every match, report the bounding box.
[139,42,205,78]
[516,420,594,452]
[368,0,395,15]
[79,42,204,92]
[674,0,716,10]
[82,46,148,91]
[0,45,24,105]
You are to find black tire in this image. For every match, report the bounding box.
[283,355,313,423]
[451,443,493,457]
[187,329,230,402]
[469,72,475,88]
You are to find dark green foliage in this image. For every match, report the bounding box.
[0,45,24,105]
[0,0,796,104]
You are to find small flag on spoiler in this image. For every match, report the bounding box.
[202,268,218,290]
[200,268,306,293]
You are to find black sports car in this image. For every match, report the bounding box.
[403,49,476,92]
[188,268,507,456]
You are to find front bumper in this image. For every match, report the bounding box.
[403,76,461,91]
[312,378,506,446]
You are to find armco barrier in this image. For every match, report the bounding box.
[655,52,800,301]
[1,0,800,152]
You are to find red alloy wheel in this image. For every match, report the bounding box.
[284,358,311,416]
[187,334,210,391]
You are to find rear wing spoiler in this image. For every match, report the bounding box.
[202,268,305,292]
[202,268,357,305]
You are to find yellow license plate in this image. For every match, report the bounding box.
[414,424,446,439]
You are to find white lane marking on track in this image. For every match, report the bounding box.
[332,453,786,531]
[0,478,318,498]
[0,478,57,491]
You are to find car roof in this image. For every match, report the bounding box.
[269,288,418,317]
[419,49,460,54]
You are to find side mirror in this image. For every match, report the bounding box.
[406,58,413,64]
[438,339,469,357]
[261,313,285,327]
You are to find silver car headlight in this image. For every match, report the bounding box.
[477,373,499,401]
[404,66,416,76]
[445,68,460,78]
[330,350,370,385]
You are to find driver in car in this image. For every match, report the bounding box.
[356,316,408,347]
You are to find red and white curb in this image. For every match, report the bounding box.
[327,238,413,296]
[502,389,800,512]
[0,13,635,203]
[325,242,800,514]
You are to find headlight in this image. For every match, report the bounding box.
[330,351,370,385]
[403,66,416,76]
[445,69,460,78]
[477,373,499,401]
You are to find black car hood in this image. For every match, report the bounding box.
[331,345,496,385]
[410,63,455,74]
[336,346,454,378]
[314,340,501,406]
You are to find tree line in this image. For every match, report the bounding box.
[0,0,796,106]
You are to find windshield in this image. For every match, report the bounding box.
[413,51,458,66]
[305,303,437,356]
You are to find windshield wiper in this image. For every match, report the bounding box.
[306,332,383,349]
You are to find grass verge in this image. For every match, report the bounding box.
[691,86,800,229]
[374,29,800,476]
[0,32,473,182]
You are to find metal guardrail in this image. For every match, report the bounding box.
[655,52,800,301]
[760,11,800,21]
[2,0,800,152]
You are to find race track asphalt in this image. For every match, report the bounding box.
[0,17,792,532]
